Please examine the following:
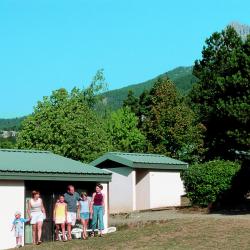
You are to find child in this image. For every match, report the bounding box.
[11,211,29,248]
[91,184,105,237]
[78,192,91,239]
[53,195,67,241]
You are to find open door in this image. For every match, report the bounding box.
[25,180,96,243]
[25,188,54,242]
[24,197,32,244]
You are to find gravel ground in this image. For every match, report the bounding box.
[109,208,250,226]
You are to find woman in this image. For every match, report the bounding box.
[91,184,105,237]
[27,190,46,245]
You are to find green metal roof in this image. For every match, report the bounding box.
[91,152,188,170]
[0,149,111,182]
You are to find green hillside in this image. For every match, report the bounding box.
[0,117,25,131]
[99,22,250,112]
[0,66,196,124]
[101,66,196,110]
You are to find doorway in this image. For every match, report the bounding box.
[24,180,96,243]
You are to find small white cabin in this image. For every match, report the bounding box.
[0,149,111,250]
[91,152,188,213]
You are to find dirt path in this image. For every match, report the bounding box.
[109,208,250,226]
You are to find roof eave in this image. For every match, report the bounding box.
[133,163,188,170]
[0,172,112,182]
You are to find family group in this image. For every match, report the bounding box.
[11,184,105,248]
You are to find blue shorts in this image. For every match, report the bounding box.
[80,212,89,220]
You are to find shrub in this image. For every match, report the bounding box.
[181,160,240,207]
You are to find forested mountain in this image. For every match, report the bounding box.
[0,117,25,131]
[99,23,250,111]
[0,67,196,126]
[1,22,249,122]
[101,66,196,110]
[100,22,250,111]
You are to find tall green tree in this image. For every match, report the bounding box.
[106,107,147,152]
[17,88,111,163]
[140,77,205,163]
[123,90,139,114]
[82,69,108,109]
[189,26,250,159]
[136,89,152,128]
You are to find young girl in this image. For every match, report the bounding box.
[11,211,29,248]
[53,195,67,241]
[91,184,105,237]
[78,192,90,239]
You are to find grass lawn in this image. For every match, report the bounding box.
[19,218,250,250]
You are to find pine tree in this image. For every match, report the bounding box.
[189,26,250,159]
[141,77,205,163]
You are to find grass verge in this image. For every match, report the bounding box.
[18,218,250,250]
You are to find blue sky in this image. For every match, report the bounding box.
[0,0,249,118]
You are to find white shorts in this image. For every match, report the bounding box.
[67,212,76,226]
[30,212,44,224]
[15,226,24,237]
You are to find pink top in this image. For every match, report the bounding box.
[93,193,103,206]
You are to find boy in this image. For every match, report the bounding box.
[11,211,29,248]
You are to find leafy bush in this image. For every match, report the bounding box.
[181,160,240,207]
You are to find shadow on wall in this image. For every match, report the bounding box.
[136,169,149,185]
[101,160,132,177]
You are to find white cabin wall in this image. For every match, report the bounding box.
[149,171,185,208]
[0,180,25,250]
[135,170,150,210]
[104,167,135,213]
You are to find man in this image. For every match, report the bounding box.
[64,185,80,240]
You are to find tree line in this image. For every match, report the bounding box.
[16,26,249,165]
[15,26,250,207]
